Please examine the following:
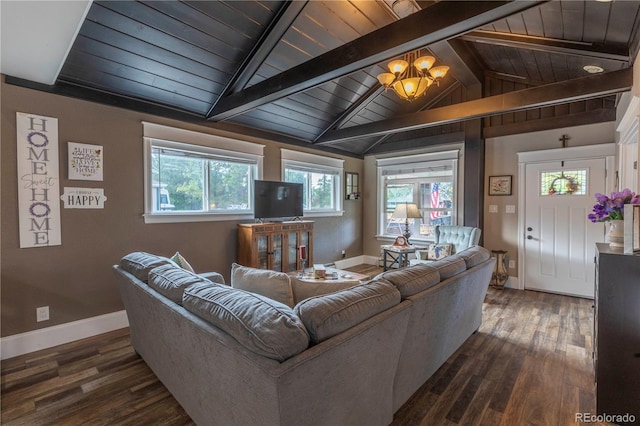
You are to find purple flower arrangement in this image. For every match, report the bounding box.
[588,188,640,222]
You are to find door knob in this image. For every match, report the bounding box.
[527,235,533,240]
[527,227,533,231]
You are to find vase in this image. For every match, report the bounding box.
[490,250,509,288]
[607,219,624,248]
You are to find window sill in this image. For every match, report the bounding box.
[302,211,344,218]
[143,212,254,224]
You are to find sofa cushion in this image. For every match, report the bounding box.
[231,263,294,308]
[294,281,400,344]
[183,282,309,362]
[428,243,452,260]
[431,256,467,280]
[170,251,195,273]
[373,264,441,298]
[148,263,212,304]
[456,246,491,268]
[120,252,175,282]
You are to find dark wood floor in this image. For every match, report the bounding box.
[1,266,605,425]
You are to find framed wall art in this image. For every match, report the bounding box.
[488,175,512,196]
[345,172,360,200]
[68,142,103,181]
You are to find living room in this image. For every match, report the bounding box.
[2,1,640,424]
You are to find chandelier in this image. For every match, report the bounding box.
[377,51,449,101]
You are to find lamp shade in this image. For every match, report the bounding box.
[391,78,431,100]
[391,202,422,219]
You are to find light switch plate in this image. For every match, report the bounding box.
[489,205,498,213]
[506,205,516,214]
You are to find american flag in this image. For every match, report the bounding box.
[430,183,439,220]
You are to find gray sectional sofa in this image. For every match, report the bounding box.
[113,245,494,426]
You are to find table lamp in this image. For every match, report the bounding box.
[391,202,422,243]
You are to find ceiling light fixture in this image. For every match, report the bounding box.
[377,50,449,102]
[583,65,604,74]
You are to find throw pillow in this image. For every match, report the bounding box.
[183,282,309,361]
[294,280,400,344]
[120,252,176,282]
[375,263,441,298]
[428,243,453,260]
[148,263,211,304]
[171,251,195,273]
[231,263,294,308]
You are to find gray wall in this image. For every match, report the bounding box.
[1,77,363,336]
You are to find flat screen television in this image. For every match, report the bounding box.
[254,180,303,220]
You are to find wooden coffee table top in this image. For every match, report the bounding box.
[288,267,370,284]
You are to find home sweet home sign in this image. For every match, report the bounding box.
[16,112,62,248]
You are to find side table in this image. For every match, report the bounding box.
[382,245,416,271]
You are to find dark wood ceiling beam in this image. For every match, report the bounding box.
[315,68,632,144]
[367,131,465,155]
[429,39,484,87]
[361,80,462,154]
[460,30,630,63]
[312,84,384,143]
[482,108,616,139]
[207,0,547,121]
[205,1,307,116]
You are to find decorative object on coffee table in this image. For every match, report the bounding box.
[489,250,508,288]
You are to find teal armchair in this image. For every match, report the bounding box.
[410,225,481,265]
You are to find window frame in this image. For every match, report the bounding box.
[281,149,344,217]
[143,122,264,224]
[376,150,460,243]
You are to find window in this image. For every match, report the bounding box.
[143,122,263,223]
[281,149,344,216]
[540,169,587,195]
[377,150,459,242]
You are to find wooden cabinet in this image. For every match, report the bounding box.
[237,221,313,272]
[594,243,640,420]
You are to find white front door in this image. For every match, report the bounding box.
[523,158,606,298]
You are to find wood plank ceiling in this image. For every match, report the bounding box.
[11,0,639,157]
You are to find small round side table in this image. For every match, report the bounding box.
[490,250,508,289]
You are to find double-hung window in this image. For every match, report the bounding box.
[281,149,344,216]
[143,122,264,223]
[377,150,459,242]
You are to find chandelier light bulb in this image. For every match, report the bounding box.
[377,72,395,88]
[414,55,435,72]
[429,65,449,79]
[388,59,409,74]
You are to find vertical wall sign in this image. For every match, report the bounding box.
[68,142,103,181]
[16,112,62,248]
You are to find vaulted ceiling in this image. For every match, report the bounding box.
[4,0,639,157]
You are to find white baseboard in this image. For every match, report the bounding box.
[0,310,129,360]
[363,255,380,265]
[334,255,365,269]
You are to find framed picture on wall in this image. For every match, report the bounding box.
[488,175,512,196]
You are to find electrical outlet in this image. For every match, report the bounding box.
[36,306,49,322]
[508,260,516,269]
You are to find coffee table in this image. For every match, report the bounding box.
[288,267,370,302]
